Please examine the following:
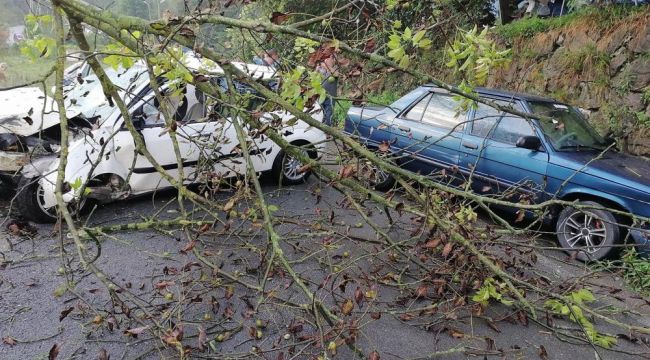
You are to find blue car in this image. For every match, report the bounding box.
[344,85,650,261]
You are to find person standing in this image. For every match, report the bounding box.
[317,55,338,127]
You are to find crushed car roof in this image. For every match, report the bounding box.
[0,87,60,137]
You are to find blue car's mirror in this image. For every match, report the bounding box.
[516,136,542,151]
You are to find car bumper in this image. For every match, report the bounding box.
[0,151,29,173]
[630,225,650,257]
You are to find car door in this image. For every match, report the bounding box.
[459,99,549,203]
[113,86,203,193]
[391,90,468,181]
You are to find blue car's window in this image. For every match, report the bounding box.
[404,92,467,131]
[389,87,429,113]
[491,116,535,145]
[404,94,432,121]
[471,100,523,138]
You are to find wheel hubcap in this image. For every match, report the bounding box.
[36,182,56,217]
[562,212,607,254]
[283,150,308,181]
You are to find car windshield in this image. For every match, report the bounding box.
[529,101,608,151]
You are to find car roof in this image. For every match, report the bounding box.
[423,85,558,104]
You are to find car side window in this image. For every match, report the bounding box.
[420,93,467,130]
[471,99,523,138]
[139,91,188,127]
[403,94,431,122]
[490,115,535,145]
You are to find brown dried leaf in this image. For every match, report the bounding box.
[363,38,376,53]
[98,348,109,360]
[163,326,183,346]
[154,281,174,290]
[378,141,390,153]
[366,78,384,93]
[223,198,236,212]
[225,286,234,300]
[449,328,464,339]
[487,320,501,333]
[538,345,549,360]
[181,240,196,253]
[515,209,525,223]
[198,223,211,233]
[270,12,289,24]
[424,238,441,249]
[125,326,149,336]
[339,164,355,179]
[2,336,17,346]
[369,350,380,360]
[341,299,354,316]
[59,306,74,322]
[415,285,428,299]
[49,343,60,360]
[441,243,453,258]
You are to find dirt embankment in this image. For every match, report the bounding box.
[488,8,650,156]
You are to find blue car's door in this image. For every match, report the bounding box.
[391,90,468,181]
[459,99,549,203]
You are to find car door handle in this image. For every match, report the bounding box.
[397,125,411,132]
[462,141,478,149]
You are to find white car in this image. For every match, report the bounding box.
[16,64,326,222]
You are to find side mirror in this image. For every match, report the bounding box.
[516,135,542,151]
[132,107,145,130]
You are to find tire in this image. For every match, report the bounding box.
[271,147,313,186]
[360,152,396,192]
[14,176,57,223]
[13,176,94,224]
[556,201,620,261]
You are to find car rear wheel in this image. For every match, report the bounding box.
[556,201,620,261]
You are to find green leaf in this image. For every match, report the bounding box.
[53,284,67,297]
[402,27,412,41]
[387,47,405,61]
[71,177,83,190]
[412,30,426,44]
[398,55,410,69]
[418,39,432,50]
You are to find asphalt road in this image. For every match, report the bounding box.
[0,176,649,360]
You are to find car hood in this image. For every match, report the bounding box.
[554,150,650,193]
[347,105,391,121]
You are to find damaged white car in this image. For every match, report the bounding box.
[0,63,148,192]
[16,63,326,222]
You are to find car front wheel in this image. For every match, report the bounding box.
[556,201,620,261]
[14,176,58,223]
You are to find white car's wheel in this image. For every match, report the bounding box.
[14,177,93,224]
[272,146,313,185]
[15,176,58,223]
